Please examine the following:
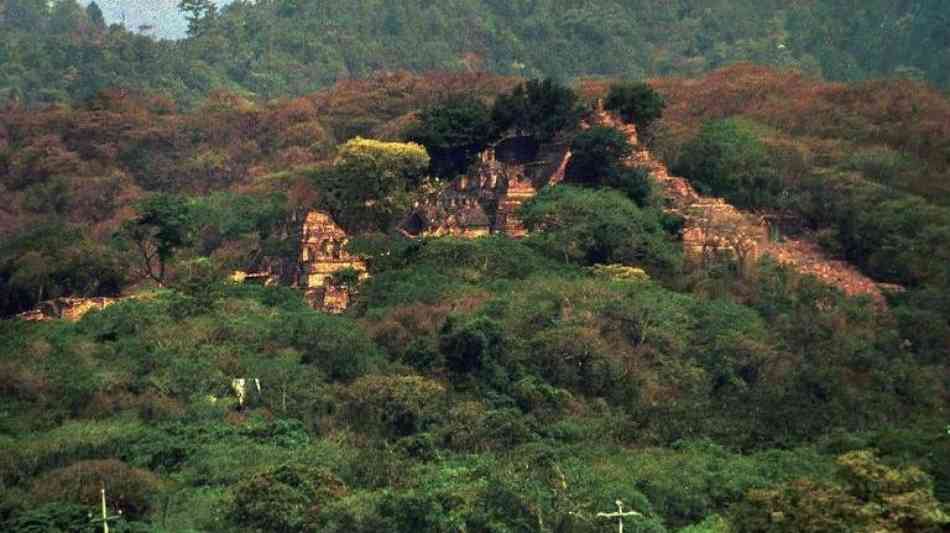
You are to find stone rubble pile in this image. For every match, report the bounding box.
[590,108,889,305]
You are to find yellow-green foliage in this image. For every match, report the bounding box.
[335,137,430,181]
[316,137,431,231]
[590,264,651,282]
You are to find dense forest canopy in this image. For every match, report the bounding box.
[1,0,949,105]
[2,2,950,532]
[1,64,949,531]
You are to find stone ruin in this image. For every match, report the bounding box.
[402,189,493,239]
[681,199,769,274]
[288,139,575,313]
[400,139,573,240]
[298,210,367,313]
[585,107,770,275]
[592,106,891,302]
[16,297,118,322]
[492,174,535,238]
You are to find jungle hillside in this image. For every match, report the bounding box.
[1,2,949,533]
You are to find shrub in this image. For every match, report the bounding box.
[408,96,497,179]
[609,166,656,207]
[492,78,582,142]
[527,325,624,396]
[341,375,447,437]
[414,236,563,282]
[844,146,923,189]
[5,502,95,533]
[439,316,506,374]
[283,312,383,381]
[0,419,150,487]
[605,81,667,131]
[230,464,347,533]
[30,460,162,519]
[732,450,950,533]
[357,266,457,311]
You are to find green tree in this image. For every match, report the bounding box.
[85,1,106,29]
[605,81,667,131]
[49,0,87,35]
[521,185,680,272]
[0,224,125,315]
[178,0,217,37]
[116,194,194,285]
[565,125,655,206]
[169,257,225,315]
[320,137,429,231]
[673,119,775,209]
[408,96,497,179]
[566,126,633,184]
[4,0,48,30]
[492,78,582,142]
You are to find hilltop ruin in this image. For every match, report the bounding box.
[401,137,572,239]
[590,107,889,303]
[298,211,368,313]
[16,297,119,322]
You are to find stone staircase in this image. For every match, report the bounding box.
[589,110,890,304]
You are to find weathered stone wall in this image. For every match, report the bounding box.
[595,108,888,302]
[404,142,574,240]
[587,108,770,272]
[300,211,366,288]
[681,200,769,273]
[17,297,119,322]
[298,210,367,313]
[493,174,537,238]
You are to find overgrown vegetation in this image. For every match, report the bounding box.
[2,1,950,106]
[1,22,949,529]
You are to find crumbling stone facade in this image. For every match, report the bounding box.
[592,106,888,302]
[401,142,572,239]
[299,210,367,313]
[682,199,769,275]
[403,191,492,239]
[493,173,536,238]
[17,297,118,322]
[586,107,769,274]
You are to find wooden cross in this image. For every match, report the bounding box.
[89,487,122,533]
[597,500,643,533]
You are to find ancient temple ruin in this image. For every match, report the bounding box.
[593,106,889,301]
[681,199,769,275]
[400,139,572,240]
[298,210,367,313]
[402,191,492,239]
[16,297,119,322]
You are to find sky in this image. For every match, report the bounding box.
[82,0,234,40]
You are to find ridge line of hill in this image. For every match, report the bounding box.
[591,109,892,304]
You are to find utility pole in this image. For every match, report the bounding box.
[89,486,122,533]
[596,500,642,533]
